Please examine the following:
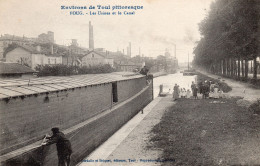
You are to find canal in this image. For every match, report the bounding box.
[153,72,197,97]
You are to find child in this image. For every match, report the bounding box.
[183,88,187,98]
[186,89,191,98]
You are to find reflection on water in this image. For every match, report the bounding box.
[153,72,196,97]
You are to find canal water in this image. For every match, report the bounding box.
[153,72,197,97]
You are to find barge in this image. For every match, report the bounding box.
[0,72,153,166]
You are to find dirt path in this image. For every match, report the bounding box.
[100,97,175,166]
[200,71,260,101]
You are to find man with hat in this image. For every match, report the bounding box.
[44,127,72,166]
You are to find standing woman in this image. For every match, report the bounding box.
[193,86,198,99]
[173,84,180,100]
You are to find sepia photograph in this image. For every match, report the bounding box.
[0,0,259,165]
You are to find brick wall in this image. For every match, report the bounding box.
[2,81,153,166]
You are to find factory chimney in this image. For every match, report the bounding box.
[89,21,94,51]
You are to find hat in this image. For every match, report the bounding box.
[51,127,59,133]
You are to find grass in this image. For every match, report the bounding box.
[149,98,260,165]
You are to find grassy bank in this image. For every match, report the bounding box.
[196,72,232,93]
[149,98,260,165]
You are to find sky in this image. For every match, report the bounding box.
[0,0,214,62]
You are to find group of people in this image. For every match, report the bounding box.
[172,80,224,100]
[197,80,224,99]
[173,81,198,100]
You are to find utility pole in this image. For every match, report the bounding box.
[188,52,190,70]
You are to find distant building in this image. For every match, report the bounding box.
[164,49,178,73]
[94,48,105,52]
[37,31,54,43]
[0,34,35,60]
[0,31,55,60]
[5,45,62,69]
[0,41,4,60]
[71,39,79,47]
[0,62,36,79]
[82,51,113,67]
[62,54,83,66]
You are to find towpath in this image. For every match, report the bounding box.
[77,96,175,166]
[199,71,260,101]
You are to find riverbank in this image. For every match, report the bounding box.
[149,72,260,165]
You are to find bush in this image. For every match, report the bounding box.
[248,99,260,114]
[35,64,116,77]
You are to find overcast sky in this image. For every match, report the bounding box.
[0,0,214,62]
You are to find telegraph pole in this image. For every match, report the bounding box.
[188,52,190,70]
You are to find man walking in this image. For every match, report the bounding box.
[44,127,72,166]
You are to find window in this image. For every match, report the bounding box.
[112,82,118,103]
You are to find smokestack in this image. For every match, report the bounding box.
[89,21,94,51]
[129,42,131,57]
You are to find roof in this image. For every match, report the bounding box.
[5,44,66,57]
[0,72,144,99]
[45,53,62,57]
[0,62,36,74]
[85,51,113,59]
[6,45,48,55]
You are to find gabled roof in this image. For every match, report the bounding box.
[0,62,36,74]
[5,45,49,55]
[5,44,67,56]
[85,51,113,59]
